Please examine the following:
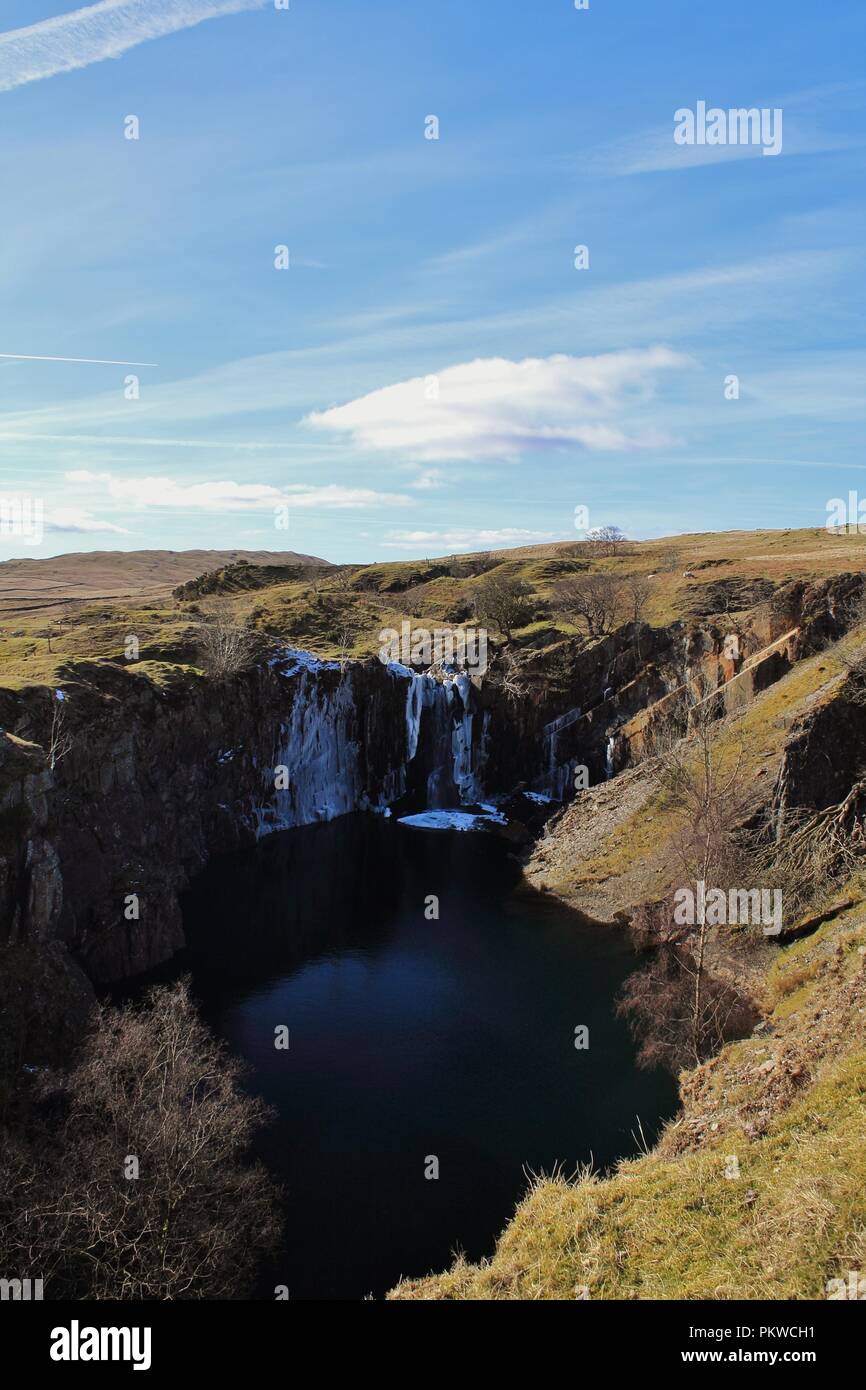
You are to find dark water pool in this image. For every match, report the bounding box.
[181,813,676,1300]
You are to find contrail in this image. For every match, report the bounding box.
[0,353,158,366]
[0,1,268,94]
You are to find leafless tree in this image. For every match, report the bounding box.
[473,572,532,642]
[195,601,262,678]
[304,564,327,601]
[336,618,363,670]
[618,699,760,1071]
[758,778,866,918]
[493,649,530,702]
[47,694,73,770]
[0,980,281,1300]
[586,524,626,557]
[624,573,652,625]
[617,909,757,1075]
[553,573,624,638]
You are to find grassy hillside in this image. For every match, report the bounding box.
[3,527,866,691]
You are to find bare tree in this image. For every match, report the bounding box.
[0,980,281,1300]
[618,699,759,1071]
[336,616,364,670]
[473,572,532,642]
[304,564,327,602]
[493,649,530,702]
[758,778,866,919]
[624,573,652,625]
[553,573,624,638]
[47,693,72,770]
[617,909,757,1075]
[586,524,627,557]
[195,602,262,678]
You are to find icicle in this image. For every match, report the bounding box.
[253,650,492,838]
[255,668,365,835]
[539,705,582,799]
[605,734,616,780]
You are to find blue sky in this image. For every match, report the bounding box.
[1,0,865,562]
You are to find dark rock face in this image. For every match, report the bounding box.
[792,574,866,656]
[775,669,866,821]
[0,940,95,1070]
[0,657,487,983]
[684,577,776,617]
[482,623,681,792]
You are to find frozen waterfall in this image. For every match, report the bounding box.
[254,653,489,839]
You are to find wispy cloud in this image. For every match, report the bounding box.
[382,528,558,553]
[424,226,537,275]
[66,469,411,511]
[0,0,266,93]
[306,349,689,463]
[46,507,129,535]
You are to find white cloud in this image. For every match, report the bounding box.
[382,528,558,553]
[284,485,412,510]
[0,0,266,93]
[305,348,688,462]
[46,507,129,534]
[65,470,411,511]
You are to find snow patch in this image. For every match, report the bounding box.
[398,808,504,832]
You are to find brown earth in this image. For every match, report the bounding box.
[0,548,329,619]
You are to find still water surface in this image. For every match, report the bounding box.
[182,814,676,1300]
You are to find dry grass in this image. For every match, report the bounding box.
[3,525,864,689]
[391,900,866,1300]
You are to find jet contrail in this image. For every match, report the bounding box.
[0,1,268,94]
[0,353,158,366]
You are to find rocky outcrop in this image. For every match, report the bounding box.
[482,622,680,792]
[773,667,866,830]
[608,575,865,774]
[683,576,776,616]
